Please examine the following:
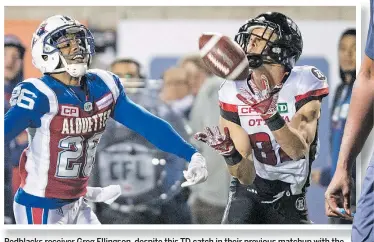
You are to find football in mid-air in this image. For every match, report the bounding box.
[199,33,249,81]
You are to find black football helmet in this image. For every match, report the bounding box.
[235,12,303,71]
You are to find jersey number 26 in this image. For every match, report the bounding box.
[56,132,103,178]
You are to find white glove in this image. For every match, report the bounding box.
[181,152,208,187]
[85,185,122,205]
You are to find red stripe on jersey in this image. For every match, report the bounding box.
[32,208,43,224]
[219,101,238,112]
[295,88,329,102]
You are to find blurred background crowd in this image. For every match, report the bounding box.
[4,6,356,224]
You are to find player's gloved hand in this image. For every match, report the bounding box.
[195,126,243,167]
[181,152,208,187]
[236,73,282,120]
[194,126,235,156]
[85,185,122,205]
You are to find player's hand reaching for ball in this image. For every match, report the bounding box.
[181,153,208,187]
[236,72,282,120]
[194,126,252,183]
[194,126,235,156]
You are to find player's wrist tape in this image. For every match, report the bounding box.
[265,112,286,131]
[223,148,243,166]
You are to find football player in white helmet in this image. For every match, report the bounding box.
[195,12,329,224]
[31,16,94,78]
[5,15,208,224]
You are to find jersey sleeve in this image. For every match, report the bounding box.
[366,1,374,59]
[295,66,329,110]
[218,80,241,125]
[5,81,50,143]
[108,72,197,162]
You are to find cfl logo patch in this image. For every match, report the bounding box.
[61,106,79,117]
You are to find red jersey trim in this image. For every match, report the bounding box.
[295,88,329,102]
[219,101,238,112]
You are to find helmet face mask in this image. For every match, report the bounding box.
[31,15,95,77]
[235,12,303,71]
[236,20,280,69]
[45,25,94,57]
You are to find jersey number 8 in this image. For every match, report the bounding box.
[249,132,292,166]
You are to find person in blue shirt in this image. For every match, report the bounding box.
[5,15,208,225]
[311,29,356,224]
[325,2,374,241]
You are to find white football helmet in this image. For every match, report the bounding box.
[31,15,95,77]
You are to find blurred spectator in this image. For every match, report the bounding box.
[4,34,27,223]
[159,67,194,119]
[89,28,117,69]
[311,28,356,224]
[94,59,193,224]
[188,76,231,224]
[111,58,144,80]
[179,55,213,96]
[111,58,163,94]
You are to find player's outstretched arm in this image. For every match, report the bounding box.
[112,92,208,186]
[113,94,197,160]
[219,116,255,184]
[336,55,374,172]
[194,116,255,185]
[271,99,321,160]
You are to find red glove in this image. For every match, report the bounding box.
[194,126,235,156]
[236,74,282,120]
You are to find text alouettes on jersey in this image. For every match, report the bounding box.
[218,65,329,196]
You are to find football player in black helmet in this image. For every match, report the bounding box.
[195,12,329,224]
[235,12,303,71]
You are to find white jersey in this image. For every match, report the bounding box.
[218,65,329,195]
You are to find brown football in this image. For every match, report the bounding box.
[199,32,249,81]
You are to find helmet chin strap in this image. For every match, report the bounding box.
[52,53,88,78]
[247,54,264,69]
[66,63,87,78]
[247,54,278,69]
